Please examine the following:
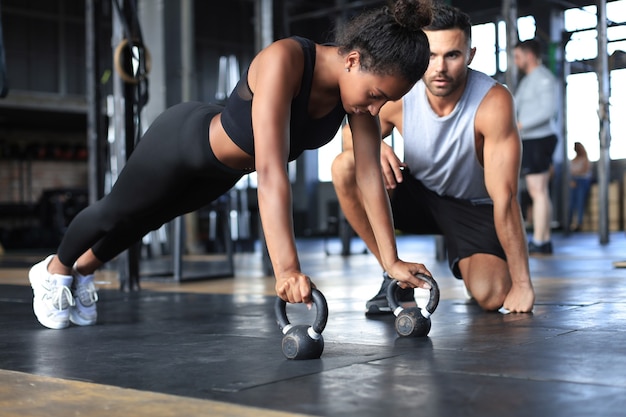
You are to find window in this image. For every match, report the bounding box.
[564,0,626,161]
[469,16,537,76]
[471,23,497,76]
[317,123,344,182]
[517,16,537,41]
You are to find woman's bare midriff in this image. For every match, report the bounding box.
[209,114,256,171]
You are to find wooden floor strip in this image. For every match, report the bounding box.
[0,370,313,417]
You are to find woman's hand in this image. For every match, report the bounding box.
[275,271,315,307]
[386,260,433,290]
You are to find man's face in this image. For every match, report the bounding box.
[422,28,475,98]
[513,47,530,74]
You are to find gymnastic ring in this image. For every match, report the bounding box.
[387,273,440,337]
[113,38,151,84]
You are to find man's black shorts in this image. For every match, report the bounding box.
[390,171,506,279]
[521,134,558,175]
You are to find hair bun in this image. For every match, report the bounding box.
[393,0,433,31]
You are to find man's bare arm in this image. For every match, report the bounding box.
[478,84,535,313]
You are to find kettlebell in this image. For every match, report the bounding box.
[386,273,440,337]
[275,288,329,360]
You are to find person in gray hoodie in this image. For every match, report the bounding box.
[514,39,559,255]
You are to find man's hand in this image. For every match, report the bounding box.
[501,283,535,313]
[386,260,433,290]
[380,142,406,190]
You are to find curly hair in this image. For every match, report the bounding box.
[335,0,433,84]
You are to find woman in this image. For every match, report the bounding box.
[29,0,434,329]
[568,142,592,232]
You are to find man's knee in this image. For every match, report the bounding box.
[472,287,507,311]
[331,151,355,190]
[460,255,510,311]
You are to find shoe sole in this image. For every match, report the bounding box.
[69,313,97,326]
[365,299,417,316]
[365,305,392,315]
[32,299,70,329]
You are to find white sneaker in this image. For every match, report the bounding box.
[29,255,75,329]
[70,268,98,326]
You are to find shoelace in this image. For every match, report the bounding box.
[76,281,99,305]
[50,285,75,310]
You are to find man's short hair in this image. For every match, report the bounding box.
[424,3,472,44]
[515,39,542,58]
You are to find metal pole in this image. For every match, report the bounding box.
[173,0,196,282]
[255,0,273,53]
[111,0,131,290]
[596,0,611,244]
[547,9,569,235]
[85,0,104,205]
[502,0,518,93]
[495,17,501,78]
[0,1,8,98]
[112,0,141,290]
[180,0,194,102]
[561,44,571,235]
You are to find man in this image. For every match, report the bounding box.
[514,39,559,255]
[332,3,534,313]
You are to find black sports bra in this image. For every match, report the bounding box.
[220,36,346,162]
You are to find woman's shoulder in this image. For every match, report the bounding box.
[247,38,310,95]
[256,37,312,67]
[268,37,316,52]
[251,38,307,74]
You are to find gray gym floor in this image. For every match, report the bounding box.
[1,232,625,417]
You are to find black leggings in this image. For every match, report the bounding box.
[57,102,246,266]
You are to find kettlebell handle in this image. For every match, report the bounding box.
[386,273,440,317]
[275,288,328,335]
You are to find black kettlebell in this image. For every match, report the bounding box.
[386,273,440,337]
[275,288,329,360]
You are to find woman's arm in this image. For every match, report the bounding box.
[343,100,406,189]
[248,39,313,304]
[349,112,431,288]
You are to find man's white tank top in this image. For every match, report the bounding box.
[402,69,495,202]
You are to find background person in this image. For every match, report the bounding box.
[513,39,559,255]
[567,142,592,232]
